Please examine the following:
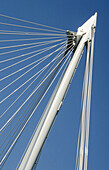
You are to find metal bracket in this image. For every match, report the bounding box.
[65,30,82,56]
[77,13,97,41]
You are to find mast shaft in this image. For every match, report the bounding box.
[18,13,97,170]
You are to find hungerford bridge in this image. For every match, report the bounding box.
[0,13,97,170]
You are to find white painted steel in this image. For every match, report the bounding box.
[84,26,95,170]
[75,20,97,170]
[79,41,90,170]
[75,40,91,170]
[18,13,97,170]
[18,33,86,170]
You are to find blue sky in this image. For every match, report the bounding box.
[0,0,109,170]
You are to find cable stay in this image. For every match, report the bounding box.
[0,40,66,64]
[1,48,71,150]
[0,14,66,33]
[0,51,68,149]
[0,39,66,60]
[0,40,66,74]
[0,43,66,93]
[0,42,73,132]
[0,54,70,167]
[0,43,71,123]
[0,13,69,168]
[0,36,66,43]
[0,47,72,167]
[0,38,66,51]
[0,13,97,170]
[0,43,67,105]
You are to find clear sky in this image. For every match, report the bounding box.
[0,0,109,170]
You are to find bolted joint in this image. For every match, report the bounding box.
[65,30,82,55]
[66,30,77,51]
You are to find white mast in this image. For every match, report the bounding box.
[75,13,97,170]
[18,13,97,170]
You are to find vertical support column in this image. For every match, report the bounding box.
[75,40,91,170]
[75,25,96,170]
[75,12,97,170]
[84,26,95,170]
